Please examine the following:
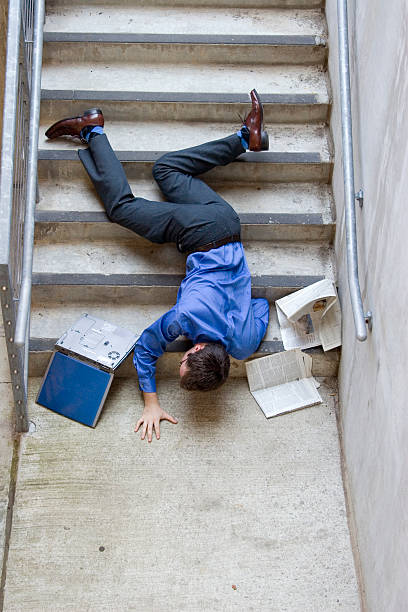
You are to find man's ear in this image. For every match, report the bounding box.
[193,343,206,352]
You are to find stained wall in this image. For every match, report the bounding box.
[326,1,408,610]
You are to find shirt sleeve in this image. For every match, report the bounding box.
[133,307,182,393]
[252,298,270,347]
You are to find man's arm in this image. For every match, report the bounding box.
[133,307,181,441]
[252,298,270,345]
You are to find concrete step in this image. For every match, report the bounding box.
[37,175,333,216]
[28,339,339,378]
[3,377,360,611]
[32,234,334,277]
[43,33,327,66]
[46,0,325,8]
[45,4,327,37]
[38,152,332,183]
[40,93,330,124]
[29,300,281,344]
[41,54,328,93]
[30,271,329,304]
[28,299,339,378]
[34,209,335,243]
[39,120,331,155]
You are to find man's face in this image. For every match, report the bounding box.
[179,343,207,378]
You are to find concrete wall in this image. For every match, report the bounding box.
[0,1,17,601]
[0,0,7,142]
[326,1,408,610]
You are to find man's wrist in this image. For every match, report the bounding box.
[143,391,159,406]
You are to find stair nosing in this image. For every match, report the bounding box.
[41,90,323,105]
[34,210,328,226]
[32,273,325,287]
[43,32,326,47]
[38,150,325,164]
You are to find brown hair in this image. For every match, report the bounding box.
[180,343,230,391]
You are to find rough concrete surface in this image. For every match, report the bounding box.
[37,179,333,217]
[0,334,15,603]
[41,63,327,96]
[0,0,15,600]
[0,384,14,590]
[38,122,332,157]
[32,239,335,278]
[326,0,408,609]
[0,339,11,384]
[2,377,360,611]
[44,5,326,36]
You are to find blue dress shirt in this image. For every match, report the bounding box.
[133,242,269,392]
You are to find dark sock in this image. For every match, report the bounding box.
[80,125,104,142]
[237,125,250,149]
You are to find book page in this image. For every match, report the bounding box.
[301,351,313,378]
[276,279,337,322]
[276,305,322,351]
[245,349,311,392]
[319,298,342,351]
[276,280,342,352]
[251,378,322,418]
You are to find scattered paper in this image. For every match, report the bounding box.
[276,279,342,352]
[245,349,322,418]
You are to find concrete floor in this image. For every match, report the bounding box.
[1,376,360,611]
[0,338,16,609]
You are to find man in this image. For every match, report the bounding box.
[45,90,270,442]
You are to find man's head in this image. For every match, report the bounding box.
[179,342,230,391]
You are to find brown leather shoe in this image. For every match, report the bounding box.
[243,89,269,151]
[45,108,104,144]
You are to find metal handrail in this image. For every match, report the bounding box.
[0,0,27,432]
[337,0,371,341]
[15,0,45,350]
[0,3,21,257]
[0,0,45,432]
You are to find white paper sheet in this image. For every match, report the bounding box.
[276,279,342,352]
[252,378,322,418]
[245,349,322,418]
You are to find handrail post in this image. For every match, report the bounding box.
[337,0,370,341]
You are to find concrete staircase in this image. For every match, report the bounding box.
[1,1,361,610]
[31,0,338,378]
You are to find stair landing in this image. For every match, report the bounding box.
[2,378,360,611]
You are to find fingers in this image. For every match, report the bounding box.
[135,413,177,442]
[147,421,153,443]
[162,411,178,424]
[137,419,155,442]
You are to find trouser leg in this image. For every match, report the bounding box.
[78,133,243,250]
[153,134,245,206]
[78,133,133,217]
[78,134,182,244]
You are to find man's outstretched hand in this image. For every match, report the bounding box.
[135,391,178,442]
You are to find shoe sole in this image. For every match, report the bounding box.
[83,108,103,116]
[261,130,269,151]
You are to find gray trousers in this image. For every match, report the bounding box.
[78,133,244,253]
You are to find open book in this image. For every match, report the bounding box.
[276,279,341,352]
[245,349,322,418]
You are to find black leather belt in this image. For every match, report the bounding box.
[186,234,241,256]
